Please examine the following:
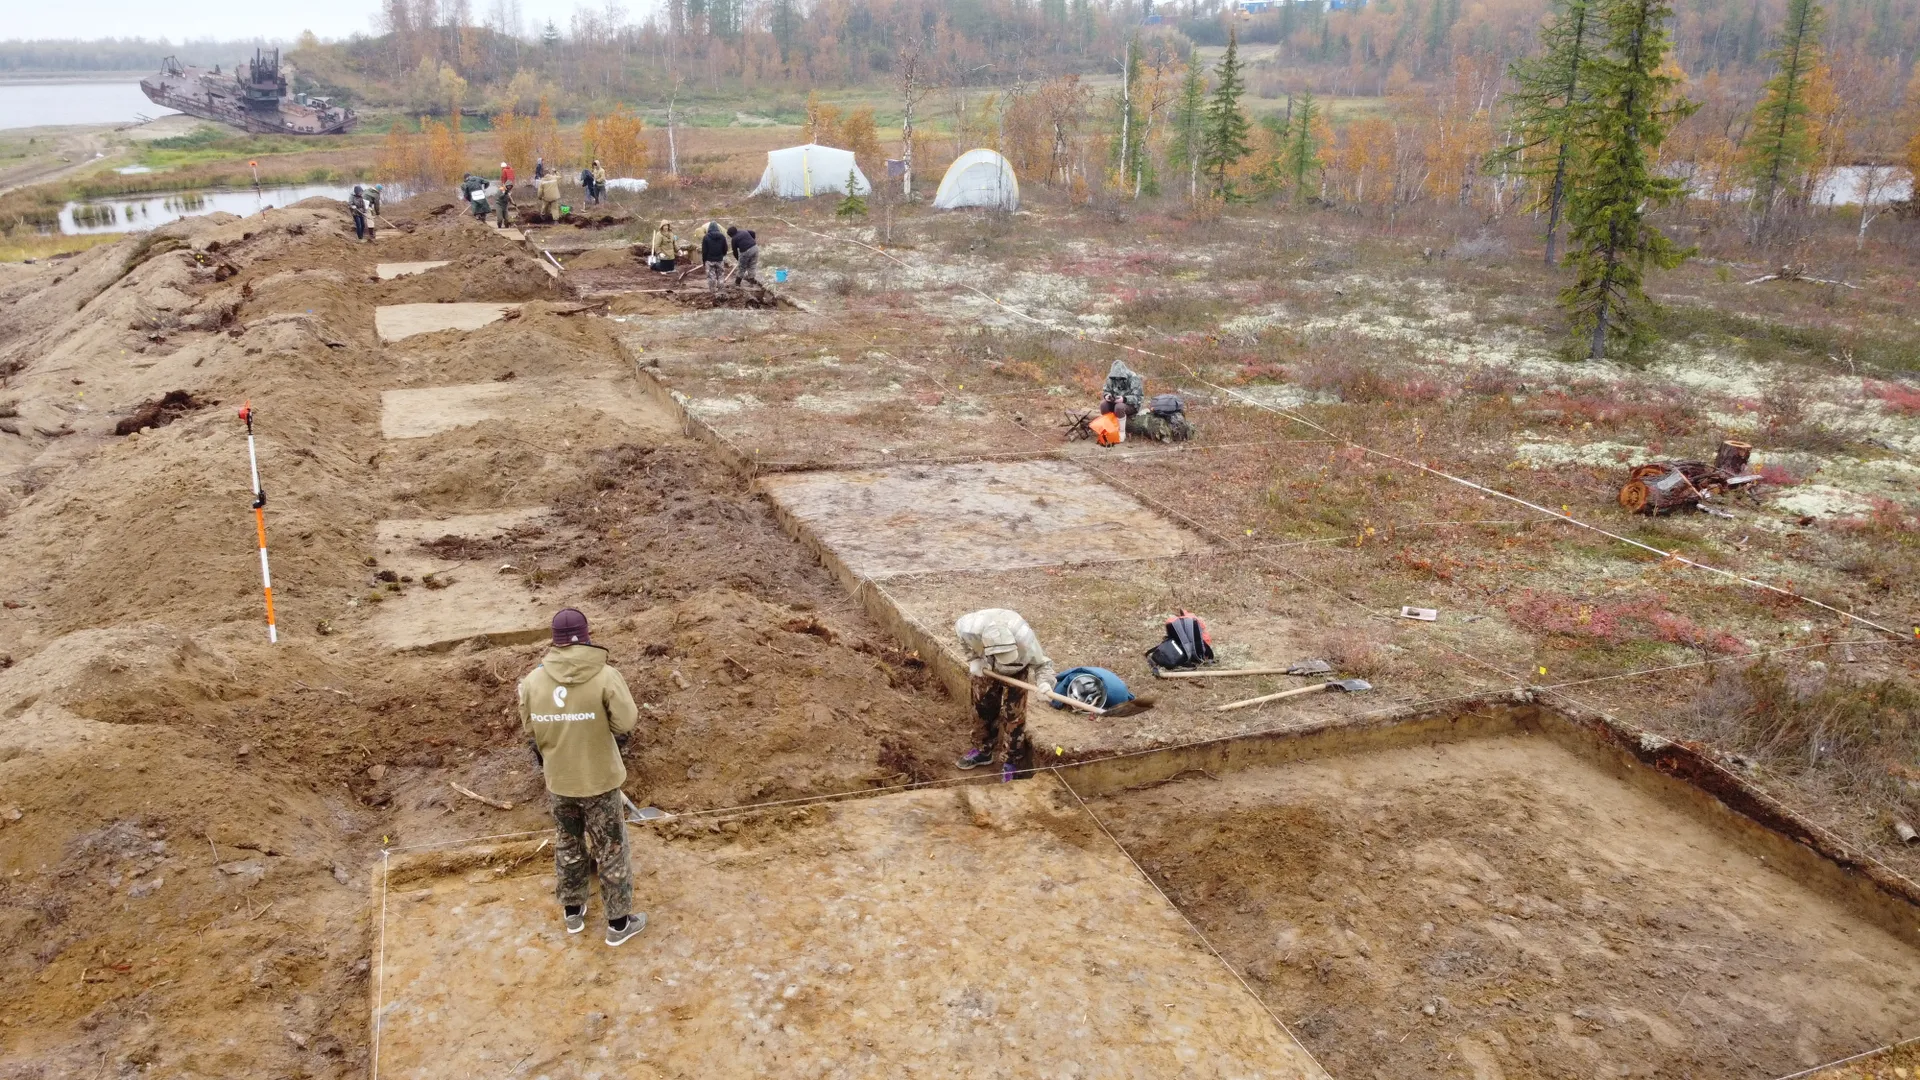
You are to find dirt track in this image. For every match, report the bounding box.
[0,197,959,1078]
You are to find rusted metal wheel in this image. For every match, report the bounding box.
[1618,480,1652,514]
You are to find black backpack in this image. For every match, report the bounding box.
[1150,394,1185,418]
[1145,611,1214,672]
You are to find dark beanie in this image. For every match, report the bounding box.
[551,608,590,646]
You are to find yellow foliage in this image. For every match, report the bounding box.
[376,120,425,184]
[495,106,534,175]
[806,91,845,146]
[582,105,649,176]
[840,107,883,172]
[533,98,561,168]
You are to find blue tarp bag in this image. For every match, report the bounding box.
[1052,666,1135,710]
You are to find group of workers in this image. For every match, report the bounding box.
[458,156,590,227]
[645,219,761,291]
[518,602,1051,948]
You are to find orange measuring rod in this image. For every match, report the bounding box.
[239,402,277,643]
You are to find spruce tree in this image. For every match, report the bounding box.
[1169,62,1208,203]
[1560,0,1696,360]
[1491,0,1599,266]
[1743,0,1824,234]
[1284,91,1321,203]
[1201,28,1252,198]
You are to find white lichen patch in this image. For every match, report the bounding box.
[1769,484,1879,518]
[1510,437,1648,468]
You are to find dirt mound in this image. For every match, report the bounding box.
[112,390,213,436]
[375,247,570,305]
[665,283,796,309]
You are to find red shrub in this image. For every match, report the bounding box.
[1504,590,1748,654]
[1755,463,1803,486]
[1866,380,1920,416]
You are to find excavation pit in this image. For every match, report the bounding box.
[758,459,1210,581]
[1074,704,1920,1080]
[374,302,520,343]
[379,375,678,440]
[364,509,553,651]
[371,778,1328,1080]
[375,261,451,280]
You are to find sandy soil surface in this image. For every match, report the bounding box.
[374,777,1327,1080]
[0,195,963,1079]
[1090,732,1920,1079]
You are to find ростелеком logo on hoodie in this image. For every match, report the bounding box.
[541,683,598,722]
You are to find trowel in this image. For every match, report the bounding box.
[1216,678,1373,713]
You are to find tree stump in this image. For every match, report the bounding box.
[1715,440,1752,475]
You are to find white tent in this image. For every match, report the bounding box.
[933,149,1020,211]
[749,144,872,198]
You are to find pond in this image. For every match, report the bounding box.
[0,81,176,130]
[58,183,375,234]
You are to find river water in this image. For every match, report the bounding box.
[0,81,176,130]
[59,184,365,234]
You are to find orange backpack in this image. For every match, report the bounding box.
[1089,412,1122,447]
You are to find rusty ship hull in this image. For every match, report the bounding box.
[140,50,356,136]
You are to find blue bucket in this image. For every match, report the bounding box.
[773,268,789,284]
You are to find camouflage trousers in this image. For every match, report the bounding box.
[705,260,726,291]
[550,788,632,921]
[971,676,1033,770]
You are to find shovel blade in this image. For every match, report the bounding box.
[1285,659,1333,676]
[1328,679,1373,692]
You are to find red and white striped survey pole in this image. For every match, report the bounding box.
[238,402,277,643]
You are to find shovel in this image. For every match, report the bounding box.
[620,791,669,824]
[1155,659,1332,679]
[1217,678,1373,713]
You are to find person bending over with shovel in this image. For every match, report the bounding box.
[519,608,646,947]
[954,608,1055,781]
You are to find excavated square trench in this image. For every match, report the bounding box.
[368,702,1920,1080]
[371,779,1328,1080]
[758,459,1210,580]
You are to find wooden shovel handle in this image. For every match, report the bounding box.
[1156,666,1306,679]
[982,669,1107,716]
[1216,682,1326,713]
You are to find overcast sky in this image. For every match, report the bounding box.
[7,0,653,48]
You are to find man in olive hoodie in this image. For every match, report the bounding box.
[518,608,646,946]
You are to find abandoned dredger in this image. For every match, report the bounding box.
[140,48,356,136]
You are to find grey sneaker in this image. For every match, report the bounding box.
[956,748,993,770]
[605,912,647,947]
[564,907,586,935]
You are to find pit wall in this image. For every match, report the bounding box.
[612,342,1920,950]
[1061,691,1920,953]
[618,341,977,710]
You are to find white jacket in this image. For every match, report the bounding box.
[954,608,1053,685]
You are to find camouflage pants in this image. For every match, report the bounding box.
[705,260,726,291]
[971,676,1033,770]
[495,191,512,227]
[735,247,760,285]
[550,788,632,921]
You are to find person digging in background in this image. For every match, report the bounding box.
[347,185,374,242]
[953,608,1054,781]
[495,162,515,227]
[580,163,599,205]
[701,221,729,292]
[593,160,608,202]
[518,608,647,947]
[727,224,760,287]
[460,173,490,220]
